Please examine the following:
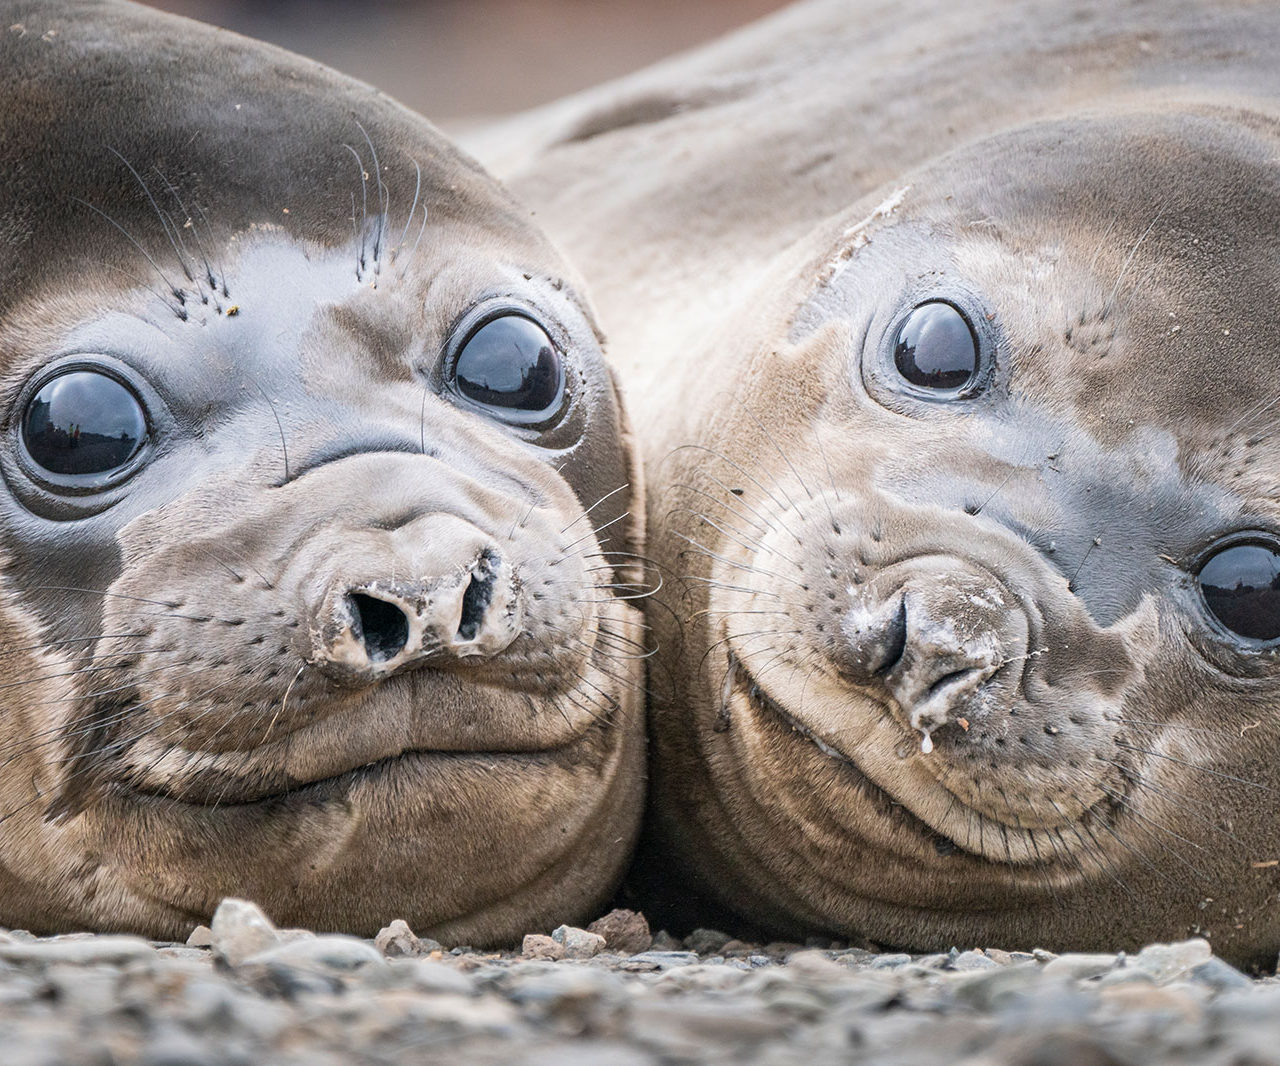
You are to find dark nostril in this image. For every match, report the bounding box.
[841,596,909,680]
[349,593,409,663]
[879,599,908,675]
[457,553,499,642]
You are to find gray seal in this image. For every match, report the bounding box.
[0,0,645,944]
[471,0,1280,964]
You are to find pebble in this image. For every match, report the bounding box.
[209,899,281,967]
[373,919,420,959]
[1130,938,1213,983]
[867,953,912,970]
[0,935,156,968]
[523,935,566,961]
[952,949,999,971]
[0,912,1272,1065]
[1041,952,1120,981]
[587,909,652,955]
[683,928,732,954]
[186,926,214,949]
[238,935,384,980]
[551,926,606,960]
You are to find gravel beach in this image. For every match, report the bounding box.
[0,899,1274,1065]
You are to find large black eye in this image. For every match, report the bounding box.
[892,301,979,391]
[21,370,147,480]
[1198,541,1280,641]
[452,313,565,424]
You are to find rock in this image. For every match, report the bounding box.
[209,898,281,966]
[551,925,606,959]
[185,926,213,948]
[1099,981,1205,1021]
[952,950,998,971]
[649,930,682,951]
[242,934,383,974]
[1041,953,1121,981]
[868,953,912,970]
[952,962,1046,1011]
[684,928,732,954]
[1188,956,1253,992]
[786,950,844,979]
[522,935,566,961]
[0,935,155,968]
[625,951,700,970]
[407,959,475,996]
[139,1025,222,1066]
[587,909,652,954]
[1130,938,1213,984]
[375,919,420,958]
[720,939,756,956]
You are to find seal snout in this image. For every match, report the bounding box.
[836,562,1024,749]
[339,548,510,672]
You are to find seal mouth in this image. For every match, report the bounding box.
[723,652,969,858]
[724,649,1127,867]
[121,708,618,809]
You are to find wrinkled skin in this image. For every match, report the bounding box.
[471,0,1280,964]
[0,0,644,942]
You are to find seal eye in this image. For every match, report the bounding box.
[1198,541,1280,642]
[892,301,979,391]
[21,370,147,479]
[452,313,565,424]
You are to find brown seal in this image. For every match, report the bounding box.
[470,0,1280,964]
[0,0,645,943]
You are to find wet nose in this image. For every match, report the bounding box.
[837,566,1018,744]
[840,595,908,682]
[311,531,523,684]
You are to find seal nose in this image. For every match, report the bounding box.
[838,566,1020,747]
[840,595,908,682]
[313,543,524,683]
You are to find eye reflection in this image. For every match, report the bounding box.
[453,314,565,423]
[892,301,979,391]
[1198,541,1280,642]
[22,370,147,478]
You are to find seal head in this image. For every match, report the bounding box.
[0,0,644,942]
[645,105,1280,965]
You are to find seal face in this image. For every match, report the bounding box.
[467,0,1280,962]
[642,110,1280,961]
[0,0,645,942]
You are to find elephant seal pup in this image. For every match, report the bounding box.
[469,0,1280,963]
[0,0,645,944]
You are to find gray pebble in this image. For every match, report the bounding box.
[867,953,912,970]
[241,935,384,973]
[683,928,732,954]
[209,899,281,967]
[624,951,700,970]
[0,936,155,968]
[551,925,606,960]
[1130,938,1213,983]
[405,958,476,996]
[952,950,998,971]
[1188,956,1253,991]
[1041,952,1121,981]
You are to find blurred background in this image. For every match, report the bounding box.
[138,0,790,123]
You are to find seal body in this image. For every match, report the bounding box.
[0,0,645,943]
[470,0,1280,963]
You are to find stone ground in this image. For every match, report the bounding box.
[0,900,1275,1065]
